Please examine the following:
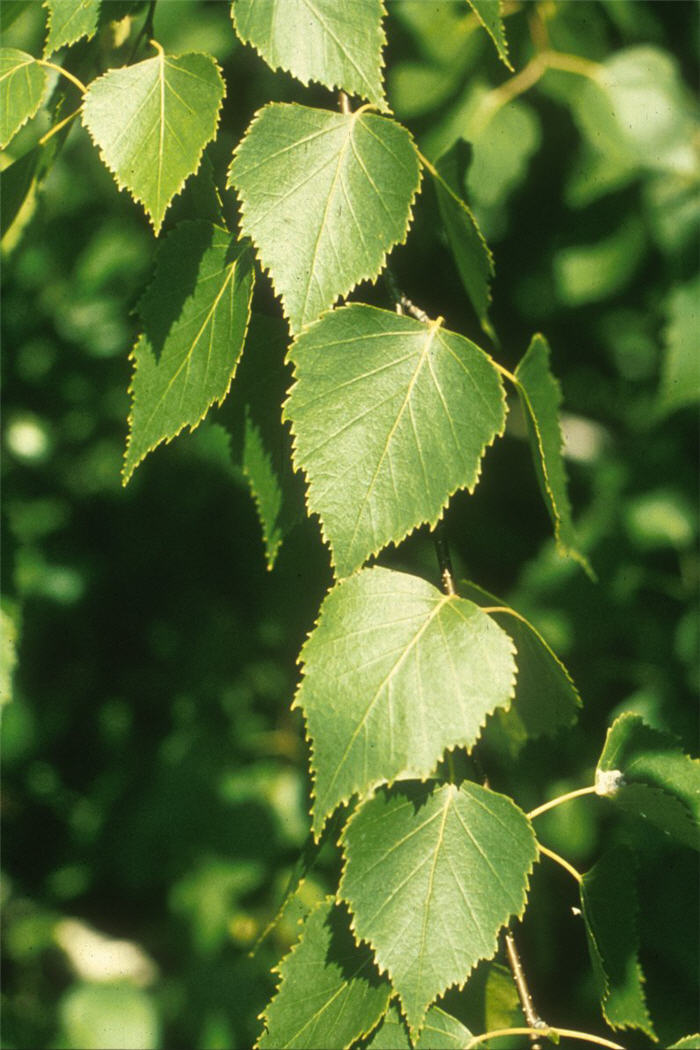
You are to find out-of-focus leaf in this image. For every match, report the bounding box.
[553,217,646,306]
[660,276,700,413]
[60,984,160,1050]
[0,49,47,148]
[43,0,100,56]
[0,603,20,705]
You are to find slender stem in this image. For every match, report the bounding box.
[504,929,545,1041]
[338,89,351,114]
[384,267,431,323]
[537,842,583,885]
[492,359,519,387]
[37,60,87,95]
[480,605,529,625]
[466,1026,624,1050]
[38,105,81,146]
[528,785,598,821]
[446,750,457,782]
[433,519,456,596]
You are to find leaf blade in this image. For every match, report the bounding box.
[465,0,513,71]
[43,0,100,56]
[0,48,47,149]
[367,1002,472,1049]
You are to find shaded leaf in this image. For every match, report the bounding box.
[340,781,537,1037]
[295,566,516,837]
[460,960,523,1047]
[0,603,19,706]
[82,47,225,234]
[123,221,254,482]
[465,0,512,70]
[43,0,100,56]
[231,0,387,107]
[581,847,654,1036]
[218,315,303,569]
[461,581,580,750]
[597,713,700,850]
[660,275,700,413]
[0,49,47,149]
[367,1002,472,1049]
[257,897,391,1049]
[284,305,506,577]
[431,140,494,333]
[515,334,593,576]
[229,103,420,333]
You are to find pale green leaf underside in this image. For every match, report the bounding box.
[257,897,391,1049]
[285,305,506,577]
[597,712,700,850]
[340,781,537,1037]
[82,49,225,234]
[660,275,700,413]
[124,221,254,482]
[461,581,580,748]
[515,333,593,576]
[367,1002,472,1049]
[43,0,100,56]
[229,104,421,333]
[465,0,513,70]
[581,848,654,1036]
[295,566,516,837]
[232,0,387,106]
[0,49,47,149]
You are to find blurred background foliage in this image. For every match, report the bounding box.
[1,1,698,1047]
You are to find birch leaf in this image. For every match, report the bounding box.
[123,221,254,482]
[0,49,47,148]
[229,103,420,333]
[82,48,225,234]
[367,1002,472,1049]
[340,781,537,1037]
[231,0,387,107]
[284,305,506,577]
[294,565,516,838]
[43,0,100,56]
[465,0,512,71]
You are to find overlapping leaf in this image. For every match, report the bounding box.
[430,140,494,333]
[340,781,537,1037]
[0,49,47,148]
[465,0,512,70]
[294,566,516,837]
[515,334,593,576]
[43,0,100,56]
[284,305,506,576]
[596,713,700,850]
[82,48,225,234]
[257,897,391,1049]
[123,221,254,482]
[231,0,387,106]
[461,581,580,751]
[581,848,654,1036]
[367,1002,471,1049]
[229,104,421,333]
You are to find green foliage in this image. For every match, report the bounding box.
[366,1002,471,1049]
[660,275,700,413]
[0,47,46,148]
[229,104,420,333]
[465,0,512,70]
[231,0,387,107]
[43,0,100,56]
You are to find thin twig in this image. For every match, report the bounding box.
[528,785,598,821]
[537,843,583,885]
[338,89,352,114]
[433,519,456,596]
[384,267,431,323]
[466,1025,625,1050]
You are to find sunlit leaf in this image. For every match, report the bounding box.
[284,305,506,576]
[367,1002,472,1049]
[257,897,391,1049]
[515,334,593,576]
[123,221,254,482]
[294,565,516,837]
[43,0,100,56]
[228,103,421,333]
[0,49,47,149]
[82,47,225,234]
[597,713,700,850]
[581,848,654,1036]
[340,781,537,1037]
[465,0,512,70]
[660,275,700,413]
[231,0,387,106]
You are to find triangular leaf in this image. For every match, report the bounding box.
[596,713,700,850]
[257,897,391,1049]
[461,581,580,750]
[580,847,654,1036]
[340,781,537,1037]
[431,140,494,333]
[218,315,305,570]
[465,0,513,71]
[367,1002,472,1049]
[43,0,100,56]
[231,0,387,107]
[295,566,516,837]
[515,334,593,576]
[82,47,225,234]
[228,104,421,333]
[0,49,47,149]
[123,221,254,482]
[284,305,506,577]
[660,275,700,413]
